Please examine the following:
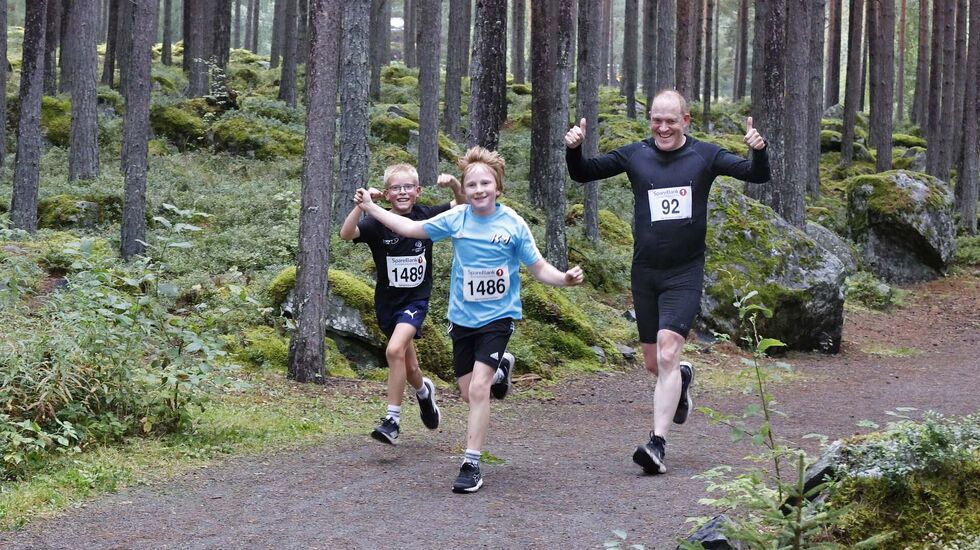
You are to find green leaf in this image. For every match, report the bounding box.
[185,341,203,353]
[167,241,194,249]
[152,216,173,229]
[158,283,179,298]
[612,529,627,540]
[173,223,202,233]
[757,338,786,353]
[856,419,879,429]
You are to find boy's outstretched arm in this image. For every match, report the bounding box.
[355,187,431,239]
[526,259,585,287]
[338,188,382,241]
[437,173,467,206]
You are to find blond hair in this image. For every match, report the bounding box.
[383,163,419,188]
[650,89,690,117]
[457,146,507,194]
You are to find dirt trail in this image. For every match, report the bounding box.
[3,274,978,549]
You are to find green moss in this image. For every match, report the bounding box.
[150,103,209,149]
[596,115,648,152]
[892,133,927,148]
[241,99,303,124]
[152,74,178,94]
[37,194,123,229]
[266,266,298,308]
[96,86,125,115]
[520,276,601,345]
[415,322,454,381]
[820,129,842,152]
[380,64,419,84]
[265,267,382,339]
[510,83,532,95]
[369,113,459,162]
[844,271,895,310]
[211,115,305,160]
[229,49,265,65]
[954,235,980,266]
[692,132,748,156]
[565,204,634,246]
[238,326,289,370]
[41,96,72,147]
[325,337,357,378]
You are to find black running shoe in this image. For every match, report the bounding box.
[490,352,515,400]
[452,462,483,493]
[418,377,440,430]
[632,432,667,474]
[673,362,694,425]
[370,417,399,444]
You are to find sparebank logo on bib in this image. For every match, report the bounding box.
[468,268,501,277]
[650,187,687,198]
[389,256,424,267]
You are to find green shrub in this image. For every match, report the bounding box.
[843,271,895,310]
[954,235,980,266]
[150,102,209,149]
[211,113,305,160]
[41,96,72,147]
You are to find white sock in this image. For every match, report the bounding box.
[463,448,481,465]
[386,405,401,424]
[416,382,430,400]
[492,368,505,384]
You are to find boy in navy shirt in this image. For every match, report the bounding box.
[340,164,465,444]
[354,147,584,493]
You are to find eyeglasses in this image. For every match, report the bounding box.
[385,185,417,194]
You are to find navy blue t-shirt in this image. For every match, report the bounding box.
[354,202,452,311]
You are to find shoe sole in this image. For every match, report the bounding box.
[420,379,441,430]
[491,352,514,399]
[452,478,484,493]
[632,446,667,474]
[673,363,694,425]
[370,429,397,445]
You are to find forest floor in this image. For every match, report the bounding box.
[2,271,979,549]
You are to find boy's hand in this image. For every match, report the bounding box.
[354,188,376,208]
[437,173,460,189]
[564,265,585,286]
[367,187,383,201]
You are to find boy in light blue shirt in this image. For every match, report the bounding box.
[354,146,584,494]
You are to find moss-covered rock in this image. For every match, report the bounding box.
[41,96,72,147]
[380,64,419,84]
[521,276,604,348]
[692,132,748,156]
[892,133,927,148]
[238,326,289,370]
[241,98,303,124]
[703,182,847,352]
[596,115,648,152]
[510,83,532,95]
[211,114,305,160]
[843,271,895,310]
[150,102,209,149]
[369,112,459,161]
[37,194,123,229]
[564,204,634,246]
[97,86,125,115]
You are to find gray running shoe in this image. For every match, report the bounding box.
[370,417,399,444]
[632,432,667,474]
[674,362,694,424]
[452,462,483,493]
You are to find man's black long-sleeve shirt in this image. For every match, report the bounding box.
[566,135,771,269]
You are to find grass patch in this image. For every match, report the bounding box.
[861,345,923,358]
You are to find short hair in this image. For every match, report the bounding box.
[457,146,507,194]
[383,163,419,188]
[650,89,690,117]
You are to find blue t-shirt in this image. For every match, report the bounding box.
[422,203,543,328]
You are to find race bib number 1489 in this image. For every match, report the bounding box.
[387,254,426,288]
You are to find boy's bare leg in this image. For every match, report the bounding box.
[385,323,423,407]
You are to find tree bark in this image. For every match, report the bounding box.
[935,0,956,179]
[577,0,601,243]
[750,0,766,119]
[859,8,869,111]
[599,0,610,86]
[443,0,469,139]
[403,0,415,67]
[692,0,702,101]
[824,0,842,107]
[747,0,784,211]
[101,0,118,85]
[703,0,714,127]
[60,0,73,94]
[120,0,154,259]
[926,0,944,174]
[69,0,101,182]
[297,0,309,64]
[271,0,285,68]
[641,0,656,106]
[954,0,978,235]
[213,0,233,72]
[10,0,47,233]
[895,0,907,121]
[162,0,173,64]
[733,0,749,100]
[807,0,826,197]
[675,0,693,99]
[369,0,389,100]
[0,0,8,169]
[244,0,253,52]
[911,0,929,125]
[841,0,864,166]
[415,0,441,188]
[950,0,968,167]
[289,0,342,383]
[43,0,60,95]
[251,0,261,53]
[782,0,808,228]
[711,0,718,101]
[623,0,638,119]
[116,0,133,97]
[337,0,370,223]
[278,0,299,106]
[187,0,209,96]
[468,0,507,151]
[511,0,526,84]
[870,0,895,172]
[607,0,617,86]
[655,0,675,94]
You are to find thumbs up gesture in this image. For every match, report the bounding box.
[744,116,766,150]
[564,118,587,149]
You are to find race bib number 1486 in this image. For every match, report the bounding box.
[463,266,508,302]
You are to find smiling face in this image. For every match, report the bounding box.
[462,163,500,215]
[648,93,691,152]
[383,173,421,215]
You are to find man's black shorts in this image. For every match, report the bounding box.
[631,258,704,343]
[448,317,515,378]
[377,299,429,339]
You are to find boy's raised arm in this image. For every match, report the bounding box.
[526,259,585,288]
[355,187,431,239]
[437,173,467,206]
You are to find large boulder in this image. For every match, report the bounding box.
[846,170,956,283]
[702,182,846,353]
[805,221,859,275]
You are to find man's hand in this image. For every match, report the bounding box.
[564,118,587,149]
[564,265,585,286]
[744,117,766,150]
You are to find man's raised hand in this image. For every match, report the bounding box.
[564,118,587,149]
[743,116,766,150]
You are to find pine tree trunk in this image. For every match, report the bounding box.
[911,0,929,125]
[655,0,675,94]
[747,0,784,209]
[711,0,718,101]
[43,0,60,95]
[599,0,610,87]
[213,0,232,72]
[0,0,8,169]
[950,0,968,168]
[954,0,978,234]
[403,0,415,67]
[101,0,118,85]
[116,0,133,97]
[675,0,693,99]
[870,0,895,172]
[859,9,869,112]
[187,0,209,96]
[337,0,370,223]
[692,0,702,102]
[702,0,713,127]
[443,0,469,139]
[935,0,956,179]
[271,0,285,68]
[623,0,638,119]
[234,0,241,48]
[895,0,907,121]
[468,0,507,151]
[182,0,192,70]
[59,0,73,94]
[926,0,944,174]
[278,0,299,106]
[416,0,441,187]
[783,0,808,228]
[607,0,618,86]
[734,0,749,100]
[120,0,154,259]
[750,1,766,119]
[577,0,601,244]
[69,0,100,182]
[807,0,826,198]
[244,0,253,52]
[288,0,342,384]
[825,0,842,107]
[841,0,864,166]
[297,0,309,64]
[10,0,47,233]
[511,0,526,84]
[641,0,656,106]
[251,0,261,53]
[369,0,389,100]
[162,0,172,65]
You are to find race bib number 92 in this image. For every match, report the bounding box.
[648,185,693,222]
[463,266,508,302]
